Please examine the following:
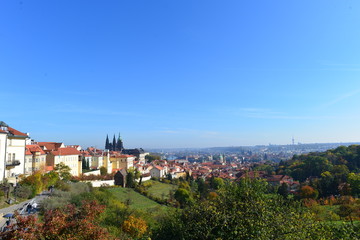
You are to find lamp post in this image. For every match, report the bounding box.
[14,175,18,203]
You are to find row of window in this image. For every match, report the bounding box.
[25,157,45,163]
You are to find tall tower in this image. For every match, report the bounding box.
[292,136,295,145]
[116,133,124,152]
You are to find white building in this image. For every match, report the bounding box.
[47,147,82,177]
[150,165,166,178]
[0,122,28,182]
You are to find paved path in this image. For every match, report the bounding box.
[0,192,49,230]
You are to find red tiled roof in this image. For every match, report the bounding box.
[50,147,81,156]
[8,127,28,137]
[38,142,63,151]
[25,148,32,155]
[26,144,46,155]
[153,166,164,170]
[45,166,54,171]
[120,154,135,158]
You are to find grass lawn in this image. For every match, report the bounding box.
[108,187,167,212]
[146,180,177,200]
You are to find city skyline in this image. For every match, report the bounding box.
[1,1,360,148]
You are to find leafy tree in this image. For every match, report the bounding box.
[348,173,360,197]
[126,169,138,188]
[122,215,148,239]
[145,154,161,162]
[300,185,319,199]
[54,162,72,181]
[196,178,209,198]
[174,188,192,208]
[210,177,224,190]
[336,203,359,226]
[0,200,115,240]
[153,179,333,240]
[19,171,44,197]
[100,166,107,176]
[277,182,289,198]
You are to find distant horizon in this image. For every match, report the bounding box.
[2,1,360,148]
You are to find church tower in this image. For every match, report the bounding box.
[116,133,124,152]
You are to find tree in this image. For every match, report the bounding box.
[0,200,115,240]
[277,182,289,198]
[348,173,360,197]
[100,166,107,176]
[300,185,318,199]
[174,188,192,208]
[54,162,72,181]
[336,204,358,226]
[19,172,44,197]
[126,170,135,188]
[196,178,209,198]
[153,179,334,240]
[122,215,148,239]
[82,157,89,170]
[145,154,161,163]
[210,177,224,190]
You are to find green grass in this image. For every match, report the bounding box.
[108,187,167,211]
[146,180,177,200]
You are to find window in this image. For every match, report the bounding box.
[8,153,11,161]
[12,153,15,161]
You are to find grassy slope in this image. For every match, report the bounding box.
[108,187,167,211]
[146,180,177,200]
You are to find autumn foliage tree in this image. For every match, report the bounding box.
[121,215,148,239]
[300,185,319,199]
[0,200,115,240]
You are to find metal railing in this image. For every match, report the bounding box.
[5,160,21,166]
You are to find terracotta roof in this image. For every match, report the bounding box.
[25,148,32,155]
[1,126,28,137]
[153,166,164,170]
[120,154,135,158]
[26,144,46,155]
[45,166,54,171]
[38,142,63,151]
[50,147,81,156]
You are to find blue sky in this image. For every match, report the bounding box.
[1,0,360,148]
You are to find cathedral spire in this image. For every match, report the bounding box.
[105,134,110,150]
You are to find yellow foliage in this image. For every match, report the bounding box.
[122,215,148,238]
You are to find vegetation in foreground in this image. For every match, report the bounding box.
[1,176,359,240]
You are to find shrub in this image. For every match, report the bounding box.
[100,166,107,176]
[122,215,148,239]
[15,185,33,199]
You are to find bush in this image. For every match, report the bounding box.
[15,185,33,199]
[100,166,107,176]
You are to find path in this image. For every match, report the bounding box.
[0,191,49,230]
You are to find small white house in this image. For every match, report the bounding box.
[150,166,166,178]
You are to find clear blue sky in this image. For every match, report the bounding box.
[1,0,360,148]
